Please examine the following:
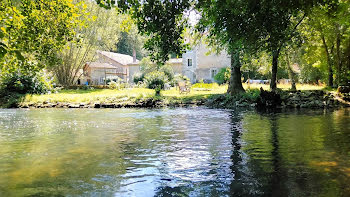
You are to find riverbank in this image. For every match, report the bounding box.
[15,87,220,108]
[207,89,350,109]
[18,94,209,108]
[13,89,350,109]
[2,84,349,109]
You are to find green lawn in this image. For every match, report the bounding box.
[22,83,325,104]
[23,86,227,104]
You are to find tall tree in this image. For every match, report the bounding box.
[95,0,330,94]
[114,24,146,60]
[51,1,122,86]
[254,0,325,91]
[97,0,268,95]
[196,0,268,95]
[305,1,350,87]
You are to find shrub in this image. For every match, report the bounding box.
[120,82,130,89]
[0,71,52,96]
[108,81,129,90]
[138,57,175,84]
[108,81,120,90]
[134,81,146,88]
[133,72,144,84]
[139,57,155,74]
[144,71,168,95]
[214,67,231,84]
[82,85,90,90]
[159,64,174,81]
[171,74,190,86]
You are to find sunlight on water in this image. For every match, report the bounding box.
[0,108,349,196]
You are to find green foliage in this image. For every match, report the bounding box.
[196,0,271,94]
[53,2,123,86]
[133,72,144,84]
[108,81,120,90]
[174,74,190,82]
[214,67,231,85]
[97,0,190,64]
[137,57,174,86]
[139,57,156,74]
[207,89,260,109]
[108,81,129,90]
[241,52,272,80]
[159,64,175,81]
[299,63,325,84]
[0,71,52,96]
[0,0,83,69]
[170,74,190,86]
[0,0,84,95]
[114,29,146,60]
[301,2,350,86]
[241,89,261,101]
[196,0,264,54]
[144,71,168,94]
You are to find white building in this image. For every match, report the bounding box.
[83,50,139,85]
[82,44,230,85]
[182,43,230,83]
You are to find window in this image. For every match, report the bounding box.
[211,68,218,79]
[100,77,104,84]
[188,59,192,67]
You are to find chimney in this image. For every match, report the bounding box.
[132,48,136,62]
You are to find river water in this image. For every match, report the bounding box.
[0,108,349,196]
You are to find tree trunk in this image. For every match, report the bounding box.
[286,52,296,91]
[270,49,280,91]
[321,35,333,87]
[335,25,342,86]
[227,51,245,95]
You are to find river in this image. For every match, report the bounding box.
[0,108,349,196]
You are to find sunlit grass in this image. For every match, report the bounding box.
[243,83,325,91]
[24,88,155,104]
[162,84,227,97]
[23,83,326,104]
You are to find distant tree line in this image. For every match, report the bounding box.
[97,0,350,94]
[1,0,349,100]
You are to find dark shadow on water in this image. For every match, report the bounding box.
[266,114,287,197]
[229,113,246,196]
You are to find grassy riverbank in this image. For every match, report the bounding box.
[22,86,226,105]
[4,83,345,109]
[15,83,337,109]
[22,83,325,104]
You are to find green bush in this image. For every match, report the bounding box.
[0,71,52,95]
[108,81,121,90]
[138,57,175,85]
[214,67,231,84]
[144,71,168,95]
[133,72,144,84]
[108,81,129,90]
[159,64,174,81]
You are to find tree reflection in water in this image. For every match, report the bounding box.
[0,108,349,196]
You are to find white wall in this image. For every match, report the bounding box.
[182,50,197,83]
[90,68,117,85]
[182,44,231,83]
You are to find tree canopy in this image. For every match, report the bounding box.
[96,0,190,64]
[0,0,84,73]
